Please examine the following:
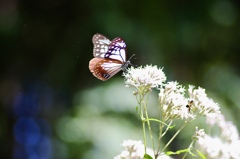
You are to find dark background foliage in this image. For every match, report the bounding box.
[1,0,240,158]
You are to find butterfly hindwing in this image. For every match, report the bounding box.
[89,58,123,81]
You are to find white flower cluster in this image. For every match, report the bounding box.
[120,65,239,159]
[159,84,221,121]
[158,81,194,120]
[114,140,172,159]
[124,66,221,121]
[206,113,239,142]
[188,86,220,116]
[123,65,166,91]
[196,114,240,159]
[193,127,206,141]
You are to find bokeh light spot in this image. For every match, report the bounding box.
[210,0,237,26]
[14,117,40,145]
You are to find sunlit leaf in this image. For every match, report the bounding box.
[166,148,197,157]
[166,149,189,155]
[144,153,153,159]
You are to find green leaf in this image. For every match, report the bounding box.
[165,151,176,155]
[166,148,198,157]
[144,154,153,159]
[196,150,207,159]
[169,124,175,129]
[166,149,188,155]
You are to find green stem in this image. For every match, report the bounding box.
[144,100,155,156]
[157,102,165,156]
[161,120,172,138]
[142,119,147,153]
[139,90,147,154]
[162,122,187,152]
[182,140,194,159]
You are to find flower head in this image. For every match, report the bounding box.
[187,85,220,116]
[192,127,206,141]
[158,81,194,120]
[196,113,240,159]
[123,65,166,92]
[114,140,173,159]
[206,113,239,143]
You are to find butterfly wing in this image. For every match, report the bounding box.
[92,34,111,58]
[105,37,126,63]
[92,34,127,62]
[90,33,128,80]
[89,58,123,81]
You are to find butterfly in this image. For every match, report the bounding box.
[89,33,134,81]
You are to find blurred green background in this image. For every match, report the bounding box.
[0,0,240,158]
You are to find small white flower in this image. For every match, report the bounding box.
[206,113,239,143]
[197,135,240,159]
[114,140,146,159]
[187,85,220,116]
[196,114,240,158]
[123,65,166,91]
[114,140,173,159]
[193,127,206,140]
[158,81,194,120]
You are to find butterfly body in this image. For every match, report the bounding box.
[89,33,132,81]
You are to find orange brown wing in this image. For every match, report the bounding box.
[89,58,123,81]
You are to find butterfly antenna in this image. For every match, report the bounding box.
[128,54,135,60]
[128,54,137,67]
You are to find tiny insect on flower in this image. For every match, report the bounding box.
[186,100,193,112]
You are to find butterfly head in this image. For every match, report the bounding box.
[121,60,131,71]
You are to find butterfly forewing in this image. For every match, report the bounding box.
[92,34,111,58]
[105,37,126,63]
